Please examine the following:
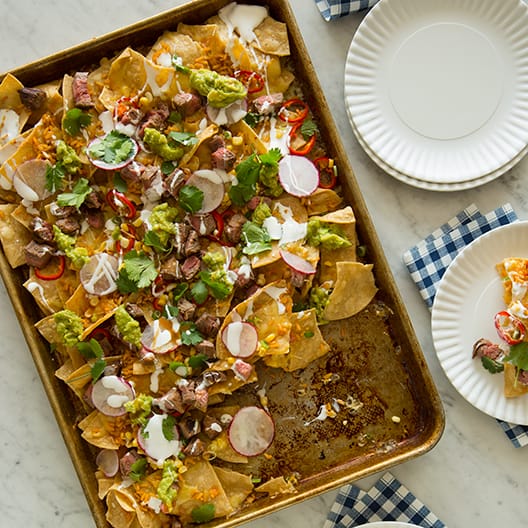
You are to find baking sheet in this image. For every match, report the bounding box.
[0,1,445,526]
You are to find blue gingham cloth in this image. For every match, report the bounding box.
[403,203,528,448]
[324,472,445,527]
[315,0,380,21]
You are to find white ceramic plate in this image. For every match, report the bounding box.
[431,221,528,425]
[346,105,528,192]
[345,0,528,185]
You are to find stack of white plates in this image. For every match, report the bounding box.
[344,0,528,191]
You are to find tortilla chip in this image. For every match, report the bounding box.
[147,30,205,67]
[0,203,31,267]
[0,129,29,166]
[253,17,290,56]
[324,262,377,320]
[229,120,268,155]
[504,362,528,398]
[255,476,296,497]
[27,79,63,125]
[106,489,137,528]
[213,466,253,509]
[205,430,248,464]
[0,74,31,145]
[79,410,123,449]
[303,188,343,216]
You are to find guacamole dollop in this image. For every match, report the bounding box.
[56,140,81,174]
[157,459,179,506]
[124,394,153,427]
[202,250,226,271]
[143,128,184,161]
[53,225,90,269]
[114,305,141,348]
[251,200,272,225]
[306,219,352,250]
[54,309,84,347]
[259,163,283,197]
[149,202,179,247]
[190,69,247,108]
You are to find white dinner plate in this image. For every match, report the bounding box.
[431,221,528,425]
[346,105,528,192]
[344,0,528,185]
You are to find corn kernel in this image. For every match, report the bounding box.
[232,135,243,146]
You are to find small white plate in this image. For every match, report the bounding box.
[431,221,528,425]
[345,0,528,185]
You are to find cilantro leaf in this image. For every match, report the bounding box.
[77,338,104,360]
[162,414,177,441]
[91,358,107,382]
[172,283,188,302]
[191,280,209,304]
[243,112,261,128]
[200,271,232,300]
[179,185,204,213]
[161,161,177,175]
[241,221,272,255]
[259,148,282,166]
[113,172,128,193]
[168,131,199,147]
[481,356,504,374]
[229,154,260,206]
[129,458,148,482]
[300,119,318,140]
[116,250,158,293]
[181,323,204,346]
[88,130,135,165]
[45,163,66,193]
[63,108,92,136]
[144,230,170,252]
[57,177,93,209]
[188,354,209,369]
[504,342,528,371]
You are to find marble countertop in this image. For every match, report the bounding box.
[1,1,528,527]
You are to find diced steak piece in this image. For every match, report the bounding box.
[159,256,182,282]
[183,437,206,457]
[225,213,247,244]
[518,369,528,386]
[178,416,201,439]
[195,313,221,338]
[174,223,191,258]
[83,191,104,209]
[177,297,196,321]
[139,103,170,136]
[211,147,236,171]
[253,93,284,115]
[120,162,144,183]
[206,134,225,152]
[120,107,143,126]
[181,255,201,280]
[24,240,54,268]
[184,229,201,256]
[246,195,272,210]
[50,203,77,218]
[125,303,144,319]
[56,216,80,234]
[72,72,94,108]
[163,168,186,199]
[200,371,226,388]
[119,450,141,478]
[31,217,54,244]
[153,387,186,415]
[18,87,47,110]
[179,381,197,407]
[195,339,216,358]
[188,213,216,236]
[232,359,253,381]
[85,209,105,229]
[202,415,223,439]
[172,92,202,117]
[472,338,503,360]
[193,388,208,412]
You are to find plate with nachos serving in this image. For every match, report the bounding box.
[0,1,444,527]
[431,220,528,425]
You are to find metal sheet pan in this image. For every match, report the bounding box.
[0,0,445,526]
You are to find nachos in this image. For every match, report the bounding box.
[0,3,377,526]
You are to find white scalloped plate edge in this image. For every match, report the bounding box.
[344,0,528,184]
[431,221,528,424]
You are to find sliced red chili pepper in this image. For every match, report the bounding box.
[234,70,264,94]
[106,189,137,219]
[494,310,526,345]
[278,98,309,123]
[34,255,66,281]
[314,156,337,189]
[289,122,316,155]
[88,327,112,342]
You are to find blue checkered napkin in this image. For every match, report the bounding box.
[402,203,518,309]
[315,0,380,21]
[324,472,445,527]
[402,203,528,448]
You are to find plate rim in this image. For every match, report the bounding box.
[344,0,528,184]
[431,220,528,424]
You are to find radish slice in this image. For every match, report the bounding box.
[279,248,316,275]
[13,159,52,202]
[186,169,225,213]
[87,133,138,171]
[91,375,135,416]
[141,318,179,354]
[80,253,119,296]
[96,449,119,477]
[206,99,247,126]
[228,406,275,457]
[222,321,258,358]
[278,154,319,197]
[137,413,181,462]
